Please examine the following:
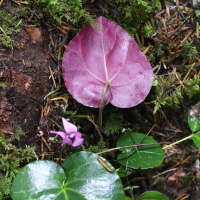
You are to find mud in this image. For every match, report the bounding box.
[0,26,56,148]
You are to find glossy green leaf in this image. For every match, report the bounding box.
[117,133,165,169]
[125,197,132,200]
[11,152,125,200]
[62,151,125,200]
[117,166,134,177]
[136,191,169,200]
[188,102,200,133]
[11,160,66,200]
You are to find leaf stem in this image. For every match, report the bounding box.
[162,130,200,149]
[98,81,110,132]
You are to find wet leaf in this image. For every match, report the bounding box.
[117,133,165,169]
[11,160,66,200]
[136,191,169,200]
[62,16,153,108]
[62,151,125,200]
[11,152,125,200]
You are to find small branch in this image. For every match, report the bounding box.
[96,142,169,155]
[87,116,103,147]
[179,63,195,89]
[152,168,177,178]
[163,130,200,149]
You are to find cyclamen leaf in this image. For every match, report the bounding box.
[62,16,153,108]
[117,133,165,169]
[11,152,125,200]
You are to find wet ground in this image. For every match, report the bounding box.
[0,26,56,150]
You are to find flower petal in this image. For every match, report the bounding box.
[49,131,66,139]
[72,137,84,147]
[69,133,75,138]
[62,118,77,133]
[62,137,72,146]
[74,132,82,138]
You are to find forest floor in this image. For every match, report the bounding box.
[1,0,200,200]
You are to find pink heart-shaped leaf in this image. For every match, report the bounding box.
[62,16,153,108]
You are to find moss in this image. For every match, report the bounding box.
[0,5,22,48]
[0,127,36,199]
[28,0,95,26]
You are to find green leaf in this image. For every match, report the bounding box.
[117,133,165,169]
[62,151,125,200]
[188,117,200,133]
[0,82,6,87]
[136,191,169,200]
[188,102,200,133]
[11,160,66,200]
[188,116,200,133]
[11,152,125,200]
[125,197,132,200]
[193,133,200,148]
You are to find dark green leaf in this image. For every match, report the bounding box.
[136,191,169,200]
[11,152,125,200]
[117,133,165,169]
[62,151,125,200]
[11,160,65,200]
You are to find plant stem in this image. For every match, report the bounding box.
[162,130,200,149]
[98,81,110,132]
[125,176,135,200]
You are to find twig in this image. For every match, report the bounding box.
[114,125,156,162]
[160,109,174,129]
[163,130,200,149]
[179,62,195,89]
[41,136,51,151]
[49,66,56,88]
[140,124,156,144]
[128,131,141,158]
[176,30,193,50]
[166,17,190,35]
[96,142,169,155]
[87,116,104,148]
[152,168,178,178]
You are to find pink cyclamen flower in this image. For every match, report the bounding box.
[49,118,84,147]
